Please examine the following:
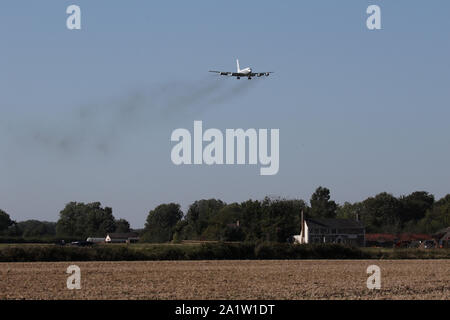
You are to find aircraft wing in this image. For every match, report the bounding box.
[251,72,274,77]
[209,71,232,76]
[209,71,274,77]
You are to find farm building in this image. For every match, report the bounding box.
[293,211,365,246]
[366,233,433,248]
[433,227,450,248]
[365,233,397,247]
[86,237,106,243]
[394,233,433,248]
[105,232,140,243]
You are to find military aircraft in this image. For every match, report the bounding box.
[209,59,273,80]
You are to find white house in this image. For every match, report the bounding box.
[293,211,365,246]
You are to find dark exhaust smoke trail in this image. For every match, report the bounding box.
[206,80,256,105]
[7,77,258,155]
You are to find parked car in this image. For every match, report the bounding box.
[70,241,94,247]
[423,240,436,249]
[407,241,421,248]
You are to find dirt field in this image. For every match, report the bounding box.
[0,260,448,300]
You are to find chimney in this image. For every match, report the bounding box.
[300,209,305,244]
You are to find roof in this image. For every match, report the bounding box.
[107,232,139,239]
[226,223,239,228]
[397,233,432,241]
[365,233,397,242]
[433,227,450,238]
[305,218,364,229]
[436,230,450,240]
[366,233,432,242]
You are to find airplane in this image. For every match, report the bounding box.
[209,59,273,80]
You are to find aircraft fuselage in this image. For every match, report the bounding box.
[209,59,272,80]
[239,67,252,75]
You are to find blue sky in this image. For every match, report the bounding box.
[1,1,450,227]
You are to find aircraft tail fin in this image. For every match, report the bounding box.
[236,59,240,72]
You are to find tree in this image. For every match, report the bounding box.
[360,193,402,233]
[176,197,309,242]
[310,187,338,219]
[399,191,434,223]
[221,224,245,241]
[0,209,14,232]
[114,219,131,233]
[336,202,363,220]
[200,203,243,241]
[184,199,226,239]
[142,203,183,243]
[173,219,190,241]
[56,202,117,238]
[259,197,307,242]
[16,220,56,238]
[416,194,450,233]
[240,199,263,241]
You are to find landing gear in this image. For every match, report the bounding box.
[237,77,240,80]
[248,77,252,80]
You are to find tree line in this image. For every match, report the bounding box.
[1,187,449,243]
[0,202,131,240]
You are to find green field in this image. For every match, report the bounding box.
[0,242,449,262]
